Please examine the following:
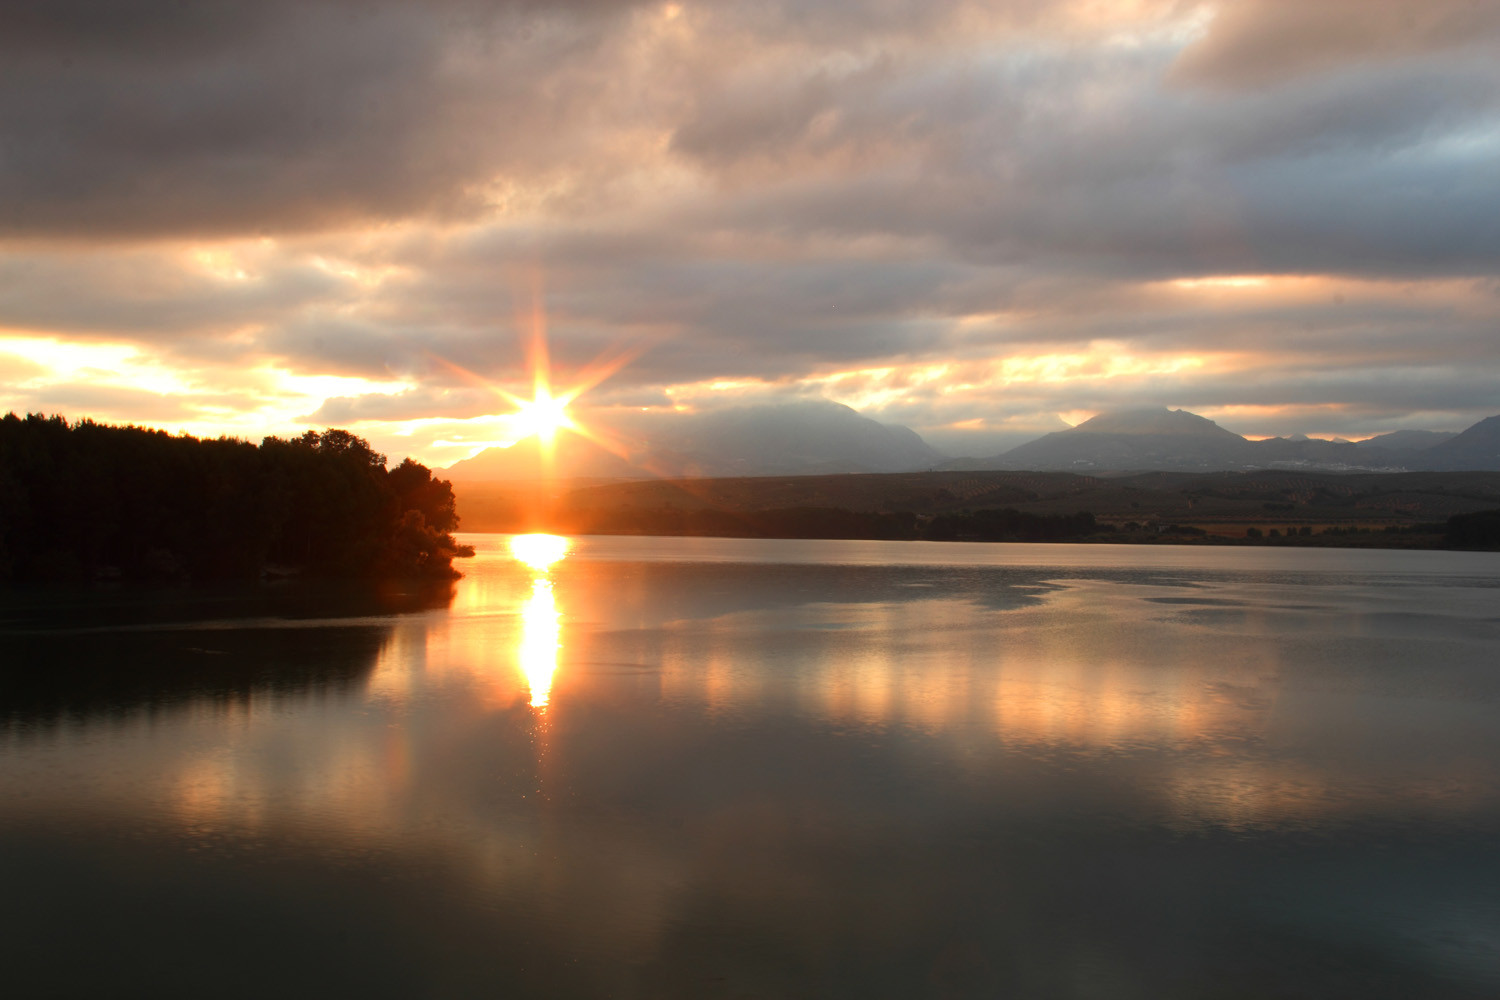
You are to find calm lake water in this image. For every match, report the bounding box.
[4,535,1500,998]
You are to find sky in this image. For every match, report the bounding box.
[2,0,1498,464]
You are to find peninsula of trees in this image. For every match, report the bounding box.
[0,414,472,585]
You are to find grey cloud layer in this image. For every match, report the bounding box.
[0,250,340,337]
[7,0,1497,272]
[0,0,1022,238]
[0,0,649,236]
[2,0,1498,442]
[1173,0,1500,88]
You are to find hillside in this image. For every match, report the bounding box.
[1422,415,1500,470]
[1356,429,1455,452]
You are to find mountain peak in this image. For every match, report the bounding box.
[1422,414,1500,470]
[945,410,1500,473]
[443,400,944,481]
[1069,408,1238,438]
[443,433,640,482]
[1356,429,1455,451]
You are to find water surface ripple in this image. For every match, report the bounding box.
[3,537,1499,998]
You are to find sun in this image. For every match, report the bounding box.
[512,387,575,444]
[429,277,647,464]
[490,291,592,449]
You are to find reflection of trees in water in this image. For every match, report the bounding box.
[6,550,1499,1000]
[0,581,453,727]
[1,625,390,727]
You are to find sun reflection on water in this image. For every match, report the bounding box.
[520,577,561,709]
[510,533,570,572]
[510,534,570,708]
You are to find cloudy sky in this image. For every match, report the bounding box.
[2,0,1498,463]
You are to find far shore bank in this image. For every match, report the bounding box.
[452,468,1500,553]
[459,520,1479,552]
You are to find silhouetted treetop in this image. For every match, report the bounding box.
[0,413,472,585]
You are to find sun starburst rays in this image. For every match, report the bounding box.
[428,288,647,472]
[497,384,576,445]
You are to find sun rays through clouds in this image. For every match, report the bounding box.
[427,277,649,471]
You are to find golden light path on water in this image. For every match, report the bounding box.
[508,534,571,708]
[509,533,570,572]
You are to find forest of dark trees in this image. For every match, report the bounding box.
[925,508,1101,542]
[0,414,472,585]
[1446,508,1500,549]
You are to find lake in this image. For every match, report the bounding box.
[4,535,1500,998]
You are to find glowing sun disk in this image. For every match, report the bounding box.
[510,533,570,572]
[511,388,575,443]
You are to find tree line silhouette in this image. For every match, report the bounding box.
[0,414,472,584]
[1446,508,1500,549]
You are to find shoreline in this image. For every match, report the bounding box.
[458,524,1469,551]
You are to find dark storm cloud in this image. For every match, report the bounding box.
[0,0,645,238]
[670,44,1500,281]
[7,0,1496,280]
[0,0,1029,240]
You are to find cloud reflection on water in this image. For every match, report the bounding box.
[358,536,1500,834]
[5,537,1500,997]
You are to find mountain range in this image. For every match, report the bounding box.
[444,400,944,481]
[946,409,1500,474]
[443,403,1500,481]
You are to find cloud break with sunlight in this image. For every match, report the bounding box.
[2,0,1498,460]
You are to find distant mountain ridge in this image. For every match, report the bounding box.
[945,407,1496,474]
[987,409,1246,472]
[1356,429,1455,451]
[1064,409,1239,437]
[444,400,944,481]
[1421,415,1500,470]
[445,401,1500,481]
[648,400,943,477]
